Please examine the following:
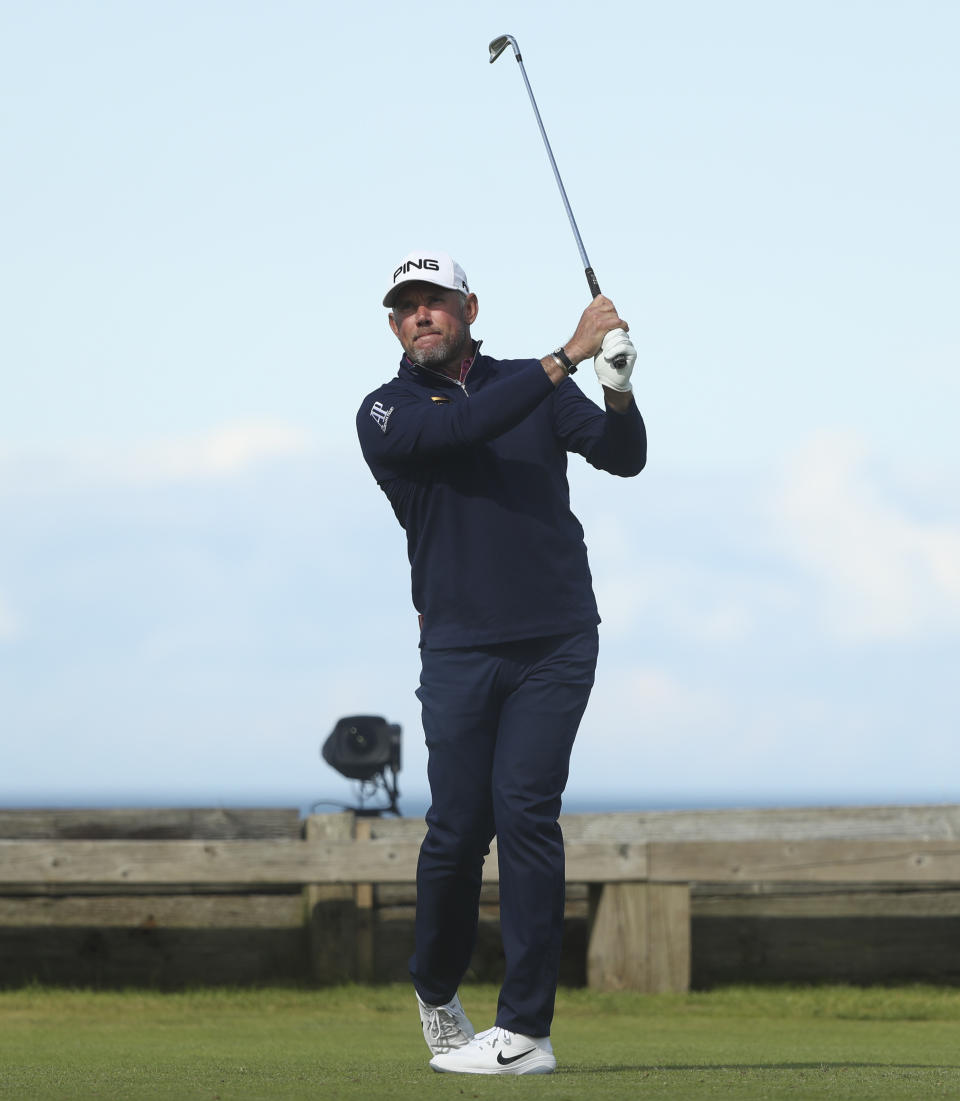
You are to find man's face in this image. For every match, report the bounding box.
[388,282,479,371]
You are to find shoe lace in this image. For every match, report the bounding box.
[425,1004,464,1047]
[480,1026,513,1050]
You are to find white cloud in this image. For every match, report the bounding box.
[596,665,722,732]
[0,420,313,491]
[772,430,960,641]
[593,557,773,645]
[579,480,793,648]
[127,421,313,483]
[571,661,796,796]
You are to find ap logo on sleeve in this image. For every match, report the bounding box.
[369,401,394,433]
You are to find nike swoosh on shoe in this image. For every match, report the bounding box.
[497,1049,536,1065]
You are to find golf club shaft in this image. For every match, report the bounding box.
[510,51,602,299]
[490,34,627,370]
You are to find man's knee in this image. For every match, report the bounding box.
[492,789,563,850]
[422,811,495,868]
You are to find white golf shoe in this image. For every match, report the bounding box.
[429,1025,556,1075]
[416,991,475,1055]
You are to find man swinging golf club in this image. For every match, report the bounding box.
[356,249,647,1075]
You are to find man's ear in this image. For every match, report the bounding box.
[388,311,400,339]
[463,293,479,325]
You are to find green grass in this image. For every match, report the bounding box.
[1,984,959,1100]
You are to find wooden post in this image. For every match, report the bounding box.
[587,883,691,993]
[354,817,376,983]
[304,813,356,983]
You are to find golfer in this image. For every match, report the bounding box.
[356,250,647,1075]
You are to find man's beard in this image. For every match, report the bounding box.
[409,326,468,370]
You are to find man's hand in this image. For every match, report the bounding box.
[594,329,636,393]
[563,296,628,365]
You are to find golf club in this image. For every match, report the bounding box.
[489,34,627,368]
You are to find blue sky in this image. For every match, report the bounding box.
[2,1,958,817]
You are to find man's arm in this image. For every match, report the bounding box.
[552,379,647,477]
[545,295,628,374]
[543,295,635,413]
[601,388,634,414]
[359,296,635,467]
[357,360,556,467]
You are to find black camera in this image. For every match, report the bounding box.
[322,715,401,785]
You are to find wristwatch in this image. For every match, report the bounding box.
[552,346,577,375]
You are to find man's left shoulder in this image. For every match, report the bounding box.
[473,353,540,381]
[481,353,538,369]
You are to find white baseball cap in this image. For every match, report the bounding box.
[383,249,470,308]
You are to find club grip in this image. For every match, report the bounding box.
[585,267,628,369]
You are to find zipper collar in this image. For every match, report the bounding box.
[401,340,482,389]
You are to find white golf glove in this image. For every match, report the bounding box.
[593,328,636,393]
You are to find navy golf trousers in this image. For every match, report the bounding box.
[410,627,599,1037]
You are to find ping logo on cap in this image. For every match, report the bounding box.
[383,250,469,307]
[394,257,440,284]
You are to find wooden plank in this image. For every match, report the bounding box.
[0,808,301,840]
[365,817,431,841]
[0,839,649,886]
[0,894,303,928]
[5,885,953,926]
[566,842,648,882]
[586,883,690,993]
[338,805,960,845]
[309,822,649,881]
[692,885,960,918]
[5,837,959,888]
[0,839,421,886]
[0,882,303,899]
[6,803,958,843]
[558,805,960,843]
[303,813,356,983]
[649,840,960,883]
[374,883,590,906]
[648,884,691,992]
[354,818,375,983]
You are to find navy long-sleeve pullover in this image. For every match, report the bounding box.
[356,349,646,649]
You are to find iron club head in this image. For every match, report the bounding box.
[488,34,518,63]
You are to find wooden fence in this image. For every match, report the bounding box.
[2,805,960,991]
